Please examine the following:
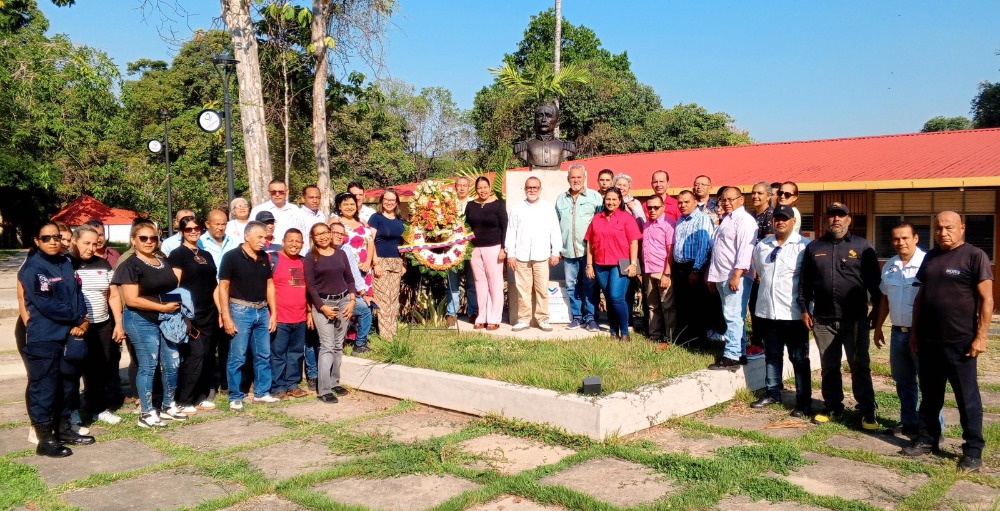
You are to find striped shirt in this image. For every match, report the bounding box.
[72,256,114,323]
[673,208,715,270]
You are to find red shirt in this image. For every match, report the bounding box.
[272,252,307,324]
[641,194,681,223]
[585,209,643,265]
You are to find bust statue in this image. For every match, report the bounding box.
[513,102,576,171]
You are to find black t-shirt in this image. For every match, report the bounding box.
[111,255,179,323]
[219,246,272,303]
[916,243,993,343]
[167,245,218,325]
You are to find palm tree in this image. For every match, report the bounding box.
[488,58,589,105]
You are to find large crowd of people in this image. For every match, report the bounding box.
[15,170,992,472]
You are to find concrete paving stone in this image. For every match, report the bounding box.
[280,391,398,423]
[457,433,576,473]
[716,495,829,511]
[940,480,1000,510]
[824,431,912,456]
[218,494,308,511]
[700,409,813,439]
[239,438,351,480]
[62,470,242,511]
[350,406,471,443]
[163,416,290,451]
[0,376,26,403]
[22,438,164,486]
[468,495,566,511]
[0,426,31,455]
[980,391,1000,408]
[539,457,680,507]
[313,473,480,511]
[0,402,27,424]
[634,426,743,457]
[781,452,928,509]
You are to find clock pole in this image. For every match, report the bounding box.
[211,53,238,204]
[160,107,173,237]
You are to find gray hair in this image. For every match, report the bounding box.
[455,176,472,185]
[230,197,249,220]
[613,173,633,186]
[567,163,587,178]
[71,224,99,241]
[244,220,266,236]
[753,181,774,196]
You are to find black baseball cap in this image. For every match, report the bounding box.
[773,205,795,219]
[826,202,850,216]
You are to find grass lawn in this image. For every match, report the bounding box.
[353,326,716,394]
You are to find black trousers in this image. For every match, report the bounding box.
[176,319,214,406]
[23,339,76,425]
[671,261,712,345]
[917,339,985,457]
[209,324,231,393]
[82,319,123,413]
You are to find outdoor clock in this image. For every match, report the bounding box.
[197,109,223,133]
[147,139,163,154]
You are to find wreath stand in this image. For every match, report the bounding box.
[405,271,459,340]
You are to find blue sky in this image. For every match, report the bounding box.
[40,1,1000,142]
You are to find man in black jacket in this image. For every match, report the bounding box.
[798,202,882,430]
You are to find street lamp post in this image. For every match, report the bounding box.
[211,53,239,204]
[160,107,173,237]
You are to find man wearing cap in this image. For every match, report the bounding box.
[254,211,283,255]
[902,211,992,472]
[706,186,758,370]
[798,202,882,429]
[250,178,304,242]
[751,206,812,415]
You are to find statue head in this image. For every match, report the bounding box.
[534,102,559,135]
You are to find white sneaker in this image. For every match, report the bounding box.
[28,427,38,445]
[159,406,188,421]
[229,400,243,411]
[72,424,91,435]
[97,410,122,425]
[137,412,166,428]
[512,322,530,332]
[196,400,217,410]
[538,320,553,332]
[253,394,280,403]
[179,405,198,415]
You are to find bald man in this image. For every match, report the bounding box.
[200,209,241,271]
[902,211,993,472]
[161,208,196,256]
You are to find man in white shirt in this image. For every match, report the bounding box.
[505,177,561,332]
[298,184,325,250]
[249,179,303,243]
[347,181,377,223]
[160,208,195,256]
[749,205,812,417]
[873,221,933,437]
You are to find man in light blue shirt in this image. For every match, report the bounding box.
[198,209,240,276]
[556,164,602,330]
[672,190,715,346]
[160,208,195,256]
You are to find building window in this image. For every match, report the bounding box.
[966,215,995,260]
[874,214,994,261]
[873,189,996,261]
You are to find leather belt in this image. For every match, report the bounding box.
[320,291,350,301]
[230,298,267,309]
[891,326,910,333]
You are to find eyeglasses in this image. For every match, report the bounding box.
[331,231,346,237]
[382,198,397,203]
[719,197,742,204]
[647,205,662,210]
[234,204,249,209]
[778,191,796,199]
[269,190,287,196]
[313,231,331,237]
[263,220,276,225]
[181,226,202,233]
[768,246,783,263]
[524,186,540,191]
[37,234,63,243]
[137,235,157,244]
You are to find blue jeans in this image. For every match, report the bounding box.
[595,264,630,336]
[716,279,749,361]
[270,321,306,393]
[227,303,272,401]
[304,329,318,380]
[123,309,179,413]
[353,296,372,347]
[447,265,478,317]
[564,256,596,322]
[759,317,812,409]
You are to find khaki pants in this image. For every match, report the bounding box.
[514,259,549,325]
[643,272,676,341]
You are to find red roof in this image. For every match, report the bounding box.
[51,195,139,226]
[371,128,1000,199]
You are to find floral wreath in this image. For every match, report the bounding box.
[398,180,475,275]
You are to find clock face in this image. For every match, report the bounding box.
[147,139,163,154]
[197,109,223,133]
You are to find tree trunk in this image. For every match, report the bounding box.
[312,0,331,217]
[221,0,273,206]
[282,55,291,186]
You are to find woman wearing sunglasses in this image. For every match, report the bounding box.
[112,222,185,427]
[167,216,220,414]
[18,223,92,457]
[585,187,642,341]
[70,224,125,426]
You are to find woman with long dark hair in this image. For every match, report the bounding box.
[303,222,355,403]
[586,187,642,341]
[18,222,93,457]
[464,176,507,330]
[112,222,185,427]
[167,215,220,415]
[369,188,406,340]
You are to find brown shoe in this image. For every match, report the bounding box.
[468,314,478,324]
[474,323,486,329]
[486,324,500,331]
[272,391,288,400]
[446,315,457,328]
[287,388,309,398]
